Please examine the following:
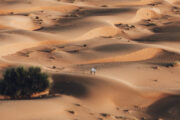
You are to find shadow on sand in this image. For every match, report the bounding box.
[147,95,180,120]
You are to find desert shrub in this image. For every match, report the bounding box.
[0,66,51,99]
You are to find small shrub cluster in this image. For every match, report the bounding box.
[0,66,51,99]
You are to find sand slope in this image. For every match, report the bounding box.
[0,0,180,120]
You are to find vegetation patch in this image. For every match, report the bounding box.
[0,66,52,99]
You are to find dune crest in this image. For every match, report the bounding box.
[84,48,163,64]
[77,26,121,40]
[134,8,161,21]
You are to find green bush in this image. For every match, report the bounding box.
[0,66,51,99]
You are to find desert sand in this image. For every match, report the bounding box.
[0,0,180,120]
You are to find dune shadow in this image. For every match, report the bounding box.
[41,20,104,32]
[151,23,180,33]
[76,7,135,17]
[0,94,59,101]
[134,22,180,43]
[50,74,92,98]
[147,52,180,67]
[134,33,180,42]
[147,95,180,120]
[93,43,142,53]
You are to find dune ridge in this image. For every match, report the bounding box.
[84,48,163,64]
[0,0,180,120]
[134,8,162,21]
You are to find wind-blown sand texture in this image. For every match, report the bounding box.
[0,0,180,120]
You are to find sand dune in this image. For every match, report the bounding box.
[77,26,121,40]
[51,73,161,107]
[0,1,79,15]
[0,73,164,120]
[134,8,161,21]
[165,0,180,4]
[84,48,163,64]
[0,0,180,120]
[0,15,40,30]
